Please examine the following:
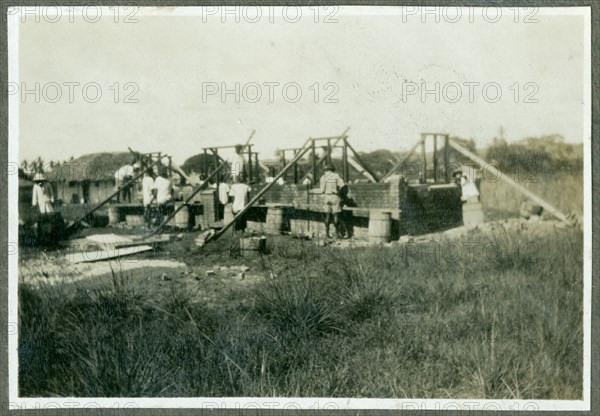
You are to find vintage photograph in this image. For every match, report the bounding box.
[8,5,591,410]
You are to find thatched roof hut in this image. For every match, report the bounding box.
[46,152,133,183]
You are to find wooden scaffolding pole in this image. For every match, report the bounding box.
[380,136,425,182]
[65,157,164,231]
[448,140,571,224]
[420,135,427,183]
[146,159,229,237]
[345,140,380,183]
[300,127,350,184]
[348,157,376,183]
[208,140,313,243]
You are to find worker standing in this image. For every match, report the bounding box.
[142,168,155,227]
[229,177,251,232]
[218,177,231,220]
[31,173,55,214]
[152,167,173,226]
[229,178,251,215]
[317,164,346,239]
[114,161,139,203]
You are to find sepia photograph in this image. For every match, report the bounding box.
[6,5,592,411]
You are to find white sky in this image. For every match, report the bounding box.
[16,6,586,164]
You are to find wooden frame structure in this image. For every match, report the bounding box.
[272,128,379,185]
[381,132,451,184]
[200,130,258,186]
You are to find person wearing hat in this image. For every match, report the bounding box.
[452,170,463,186]
[31,173,55,214]
[318,163,346,238]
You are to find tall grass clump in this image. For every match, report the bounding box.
[19,224,583,398]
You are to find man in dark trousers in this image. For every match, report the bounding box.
[317,164,346,239]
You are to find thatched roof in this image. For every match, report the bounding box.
[46,152,133,182]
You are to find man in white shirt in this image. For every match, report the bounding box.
[141,168,155,226]
[114,162,139,203]
[151,167,172,226]
[229,178,251,232]
[218,180,230,220]
[31,173,54,214]
[229,181,251,214]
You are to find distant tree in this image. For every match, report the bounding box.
[356,149,400,176]
[181,153,222,177]
[34,156,44,173]
[485,134,582,174]
[448,137,478,154]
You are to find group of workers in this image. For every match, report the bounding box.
[113,146,351,238]
[113,161,174,227]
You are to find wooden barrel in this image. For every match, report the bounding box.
[108,206,121,225]
[265,207,284,234]
[174,204,190,229]
[224,203,234,225]
[463,200,485,225]
[368,211,392,243]
[240,236,267,257]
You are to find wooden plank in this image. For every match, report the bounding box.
[345,140,380,183]
[85,233,134,245]
[348,157,377,183]
[448,140,571,223]
[67,245,153,263]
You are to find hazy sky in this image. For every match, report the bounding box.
[15,7,587,164]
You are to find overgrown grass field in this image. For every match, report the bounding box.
[19,172,584,399]
[480,171,583,221]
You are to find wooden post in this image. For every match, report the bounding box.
[311,139,317,182]
[448,140,571,224]
[421,134,426,183]
[247,145,253,183]
[327,139,332,164]
[293,149,299,184]
[433,135,438,182]
[342,138,349,182]
[213,148,220,189]
[282,152,287,182]
[203,149,208,177]
[254,153,259,183]
[444,135,450,182]
[299,127,350,184]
